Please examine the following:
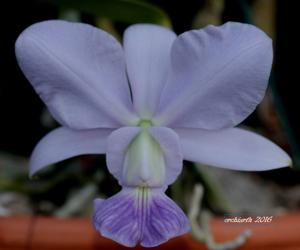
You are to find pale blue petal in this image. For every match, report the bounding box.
[175,127,292,171]
[30,127,113,176]
[16,20,138,129]
[155,22,273,129]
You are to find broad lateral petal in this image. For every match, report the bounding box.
[175,127,291,171]
[124,24,176,118]
[30,127,113,177]
[16,20,138,129]
[156,22,273,129]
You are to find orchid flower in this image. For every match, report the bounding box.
[15,20,291,247]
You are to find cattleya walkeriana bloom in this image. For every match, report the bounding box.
[15,20,291,247]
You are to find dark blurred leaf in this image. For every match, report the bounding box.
[43,0,171,26]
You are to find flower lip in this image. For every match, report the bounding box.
[93,186,190,247]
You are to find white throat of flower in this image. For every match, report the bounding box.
[122,120,166,187]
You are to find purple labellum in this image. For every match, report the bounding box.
[93,187,190,247]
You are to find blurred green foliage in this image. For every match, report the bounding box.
[42,0,171,26]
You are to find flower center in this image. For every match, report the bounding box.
[121,120,165,187]
[138,119,153,128]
